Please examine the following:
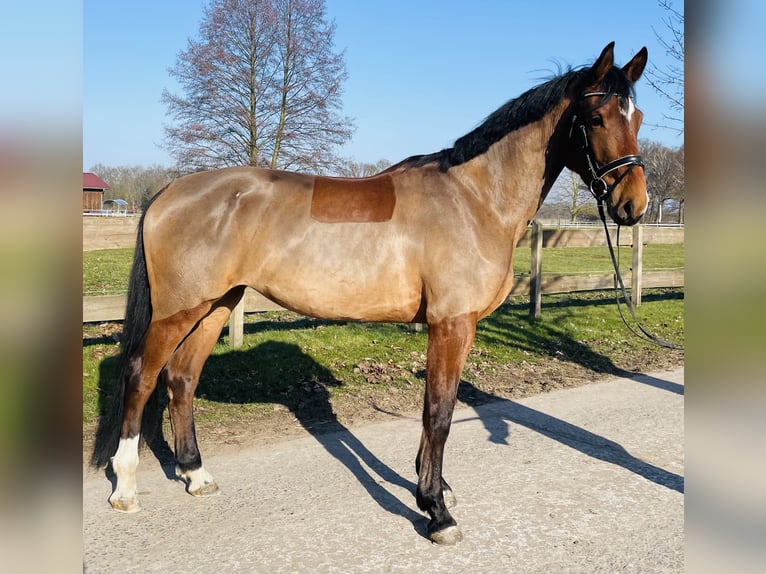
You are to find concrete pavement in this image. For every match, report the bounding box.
[83,367,684,573]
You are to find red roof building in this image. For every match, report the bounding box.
[83,172,110,212]
[83,172,110,191]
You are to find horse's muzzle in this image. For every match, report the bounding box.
[611,198,644,226]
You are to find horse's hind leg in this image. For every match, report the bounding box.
[164,288,245,497]
[109,303,211,512]
[416,313,476,545]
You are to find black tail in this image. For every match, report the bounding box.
[91,209,154,467]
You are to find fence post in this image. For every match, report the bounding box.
[530,220,543,319]
[631,224,643,307]
[229,292,245,348]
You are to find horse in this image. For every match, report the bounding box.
[92,42,648,545]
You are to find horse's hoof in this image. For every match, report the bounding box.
[430,525,463,545]
[109,496,141,513]
[177,465,220,497]
[189,482,220,497]
[443,488,457,509]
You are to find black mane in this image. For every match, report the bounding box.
[392,64,636,173]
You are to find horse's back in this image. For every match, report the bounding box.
[141,167,426,321]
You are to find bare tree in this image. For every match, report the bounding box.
[538,169,598,224]
[641,140,684,223]
[646,0,684,133]
[335,159,392,178]
[88,164,176,212]
[269,0,354,171]
[162,0,353,172]
[674,145,684,223]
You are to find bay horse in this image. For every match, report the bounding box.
[92,42,648,545]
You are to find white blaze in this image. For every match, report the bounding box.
[621,97,636,122]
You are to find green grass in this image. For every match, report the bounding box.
[83,248,134,295]
[83,289,684,430]
[82,315,431,426]
[513,243,684,276]
[83,244,684,295]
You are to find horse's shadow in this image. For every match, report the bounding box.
[460,296,683,493]
[198,338,426,530]
[456,379,684,493]
[95,334,428,538]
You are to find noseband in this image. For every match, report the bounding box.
[572,92,644,202]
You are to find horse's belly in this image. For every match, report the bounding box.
[245,236,423,322]
[256,272,422,322]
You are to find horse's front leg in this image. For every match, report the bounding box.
[416,313,476,545]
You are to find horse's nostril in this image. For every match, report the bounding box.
[623,200,634,220]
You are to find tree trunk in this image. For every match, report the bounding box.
[271,3,292,169]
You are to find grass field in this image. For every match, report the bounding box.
[83,290,684,439]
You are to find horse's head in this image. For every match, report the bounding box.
[566,42,648,226]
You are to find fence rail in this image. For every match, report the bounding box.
[82,271,683,322]
[83,223,684,346]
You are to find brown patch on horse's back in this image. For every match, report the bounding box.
[311,174,396,223]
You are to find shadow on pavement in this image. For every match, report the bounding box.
[456,378,684,493]
[94,340,429,539]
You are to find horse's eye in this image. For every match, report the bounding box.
[591,115,604,127]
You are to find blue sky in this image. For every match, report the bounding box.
[83,0,685,170]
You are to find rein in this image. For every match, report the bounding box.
[574,92,683,351]
[596,203,684,351]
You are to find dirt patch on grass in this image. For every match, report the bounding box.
[312,344,683,431]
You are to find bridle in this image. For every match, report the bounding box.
[571,91,644,203]
[569,91,683,351]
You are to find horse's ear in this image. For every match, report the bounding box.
[622,47,648,83]
[590,42,616,84]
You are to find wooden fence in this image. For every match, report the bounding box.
[83,223,684,347]
[83,216,140,251]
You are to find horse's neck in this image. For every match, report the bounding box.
[453,101,569,229]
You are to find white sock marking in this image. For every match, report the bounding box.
[110,436,140,505]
